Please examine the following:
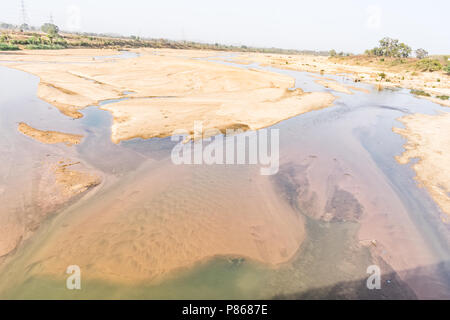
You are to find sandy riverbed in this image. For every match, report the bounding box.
[2,49,335,143]
[0,156,100,258]
[0,48,318,284]
[1,48,449,296]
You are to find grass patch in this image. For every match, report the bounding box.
[25,44,66,50]
[436,95,449,100]
[410,89,431,97]
[0,43,20,51]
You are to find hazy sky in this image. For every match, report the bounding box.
[1,0,449,54]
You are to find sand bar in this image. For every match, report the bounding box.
[18,123,83,146]
[7,49,336,143]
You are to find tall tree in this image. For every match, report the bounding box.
[415,48,428,59]
[41,23,59,36]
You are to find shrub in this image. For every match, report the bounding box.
[0,34,10,42]
[436,95,449,100]
[415,59,442,72]
[410,89,431,97]
[0,43,20,51]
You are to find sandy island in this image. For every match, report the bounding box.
[394,112,450,221]
[18,123,83,146]
[5,49,336,143]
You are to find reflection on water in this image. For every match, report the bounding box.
[0,55,449,299]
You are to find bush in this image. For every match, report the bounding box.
[410,89,431,97]
[25,44,66,50]
[415,59,442,72]
[436,95,449,100]
[0,43,20,51]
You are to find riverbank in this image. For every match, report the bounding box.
[394,112,450,221]
[227,52,450,107]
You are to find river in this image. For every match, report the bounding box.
[0,52,448,299]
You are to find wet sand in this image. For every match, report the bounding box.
[314,79,353,94]
[1,160,305,286]
[394,112,450,220]
[0,155,100,258]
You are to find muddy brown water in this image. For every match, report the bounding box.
[0,55,449,299]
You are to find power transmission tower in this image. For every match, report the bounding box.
[49,13,54,24]
[20,0,28,25]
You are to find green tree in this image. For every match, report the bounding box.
[367,37,412,58]
[20,23,30,31]
[415,48,428,59]
[398,43,412,58]
[329,49,337,57]
[41,23,59,36]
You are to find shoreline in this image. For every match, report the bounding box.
[228,52,450,107]
[393,112,450,221]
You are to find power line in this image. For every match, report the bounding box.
[20,0,28,25]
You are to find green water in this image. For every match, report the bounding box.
[1,217,378,300]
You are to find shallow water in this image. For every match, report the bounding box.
[0,55,449,299]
